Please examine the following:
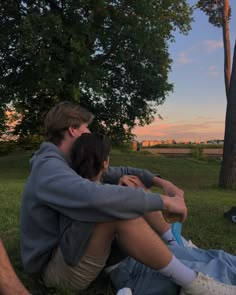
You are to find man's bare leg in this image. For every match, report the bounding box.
[144,211,170,236]
[144,211,190,246]
[0,240,29,295]
[115,217,173,269]
[118,176,182,243]
[59,216,236,295]
[87,217,181,270]
[85,216,201,291]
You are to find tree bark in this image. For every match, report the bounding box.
[219,40,236,188]
[222,0,231,101]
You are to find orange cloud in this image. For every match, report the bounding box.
[133,119,224,141]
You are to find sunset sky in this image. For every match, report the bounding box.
[134,0,236,142]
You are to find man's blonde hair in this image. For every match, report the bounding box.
[45,101,94,145]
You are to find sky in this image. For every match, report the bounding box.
[134,0,236,142]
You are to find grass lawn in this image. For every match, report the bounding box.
[0,150,235,294]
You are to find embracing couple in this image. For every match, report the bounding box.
[20,102,236,295]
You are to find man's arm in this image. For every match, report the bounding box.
[34,159,186,223]
[103,166,155,188]
[33,158,163,223]
[0,240,29,295]
[113,175,187,223]
[103,166,184,198]
[152,176,184,198]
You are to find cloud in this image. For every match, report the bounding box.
[203,40,223,53]
[196,115,214,120]
[208,65,220,77]
[177,52,193,65]
[134,118,224,141]
[189,40,223,54]
[175,40,223,67]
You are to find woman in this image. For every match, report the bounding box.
[69,133,236,295]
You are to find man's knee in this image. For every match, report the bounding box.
[85,217,152,256]
[85,217,146,256]
[116,216,150,232]
[85,222,117,256]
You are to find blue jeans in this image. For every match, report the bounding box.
[109,245,236,295]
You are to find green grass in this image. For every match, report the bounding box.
[0,150,235,294]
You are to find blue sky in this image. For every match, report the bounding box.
[135,0,236,142]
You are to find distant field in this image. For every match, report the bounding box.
[140,144,223,157]
[0,150,235,294]
[143,147,223,157]
[143,144,224,149]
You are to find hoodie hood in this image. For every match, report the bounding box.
[30,142,69,168]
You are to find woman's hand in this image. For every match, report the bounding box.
[119,175,147,189]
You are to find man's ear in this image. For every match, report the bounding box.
[103,157,109,170]
[68,127,76,137]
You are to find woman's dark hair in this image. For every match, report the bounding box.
[71,133,111,180]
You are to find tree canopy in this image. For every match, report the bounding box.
[0,0,193,143]
[197,0,231,27]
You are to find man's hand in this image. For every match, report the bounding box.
[119,175,147,189]
[160,194,187,223]
[153,176,184,198]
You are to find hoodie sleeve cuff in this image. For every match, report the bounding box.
[144,192,163,212]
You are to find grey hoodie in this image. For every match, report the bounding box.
[20,142,163,273]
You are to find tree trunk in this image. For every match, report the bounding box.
[219,40,236,188]
[222,0,231,101]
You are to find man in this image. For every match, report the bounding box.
[20,101,236,295]
[0,239,29,295]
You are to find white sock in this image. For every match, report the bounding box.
[162,228,178,245]
[116,288,132,295]
[162,228,189,247]
[158,255,197,286]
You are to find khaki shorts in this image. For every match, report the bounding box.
[42,247,109,292]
